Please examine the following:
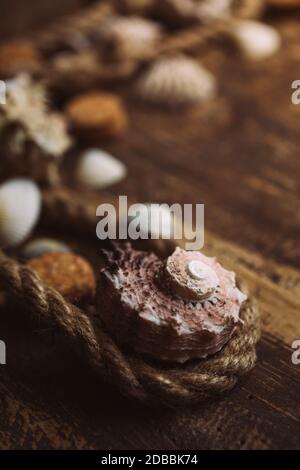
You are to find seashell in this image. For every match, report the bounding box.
[98,16,163,60]
[21,238,71,261]
[232,20,281,60]
[0,179,41,247]
[1,74,71,157]
[154,0,200,27]
[125,203,180,239]
[97,245,247,363]
[27,252,96,305]
[137,55,217,106]
[76,149,127,189]
[231,0,265,19]
[267,0,300,7]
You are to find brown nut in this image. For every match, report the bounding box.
[28,252,96,305]
[267,0,300,7]
[0,39,41,78]
[65,91,128,142]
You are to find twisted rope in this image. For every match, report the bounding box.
[0,188,261,407]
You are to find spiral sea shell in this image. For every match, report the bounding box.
[97,245,247,363]
[0,179,41,247]
[137,55,217,106]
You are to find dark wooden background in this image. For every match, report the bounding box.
[0,5,300,450]
[0,0,91,39]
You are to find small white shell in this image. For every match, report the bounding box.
[137,55,217,106]
[232,20,281,60]
[0,179,41,247]
[76,149,127,189]
[126,203,181,239]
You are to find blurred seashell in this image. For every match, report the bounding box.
[3,74,47,123]
[21,238,71,260]
[0,179,41,247]
[52,51,98,74]
[137,55,217,106]
[99,16,163,59]
[117,0,155,14]
[154,0,200,27]
[124,203,182,240]
[232,20,281,60]
[98,245,247,362]
[76,149,127,189]
[267,0,300,7]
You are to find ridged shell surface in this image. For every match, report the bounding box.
[232,20,281,60]
[137,55,217,106]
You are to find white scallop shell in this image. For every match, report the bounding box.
[0,179,41,247]
[76,149,127,189]
[232,20,281,60]
[22,238,70,260]
[137,55,217,106]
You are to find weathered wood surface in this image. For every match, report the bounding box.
[0,0,91,40]
[1,10,300,449]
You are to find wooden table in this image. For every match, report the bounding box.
[0,10,300,450]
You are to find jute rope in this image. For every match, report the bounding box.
[0,188,261,407]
